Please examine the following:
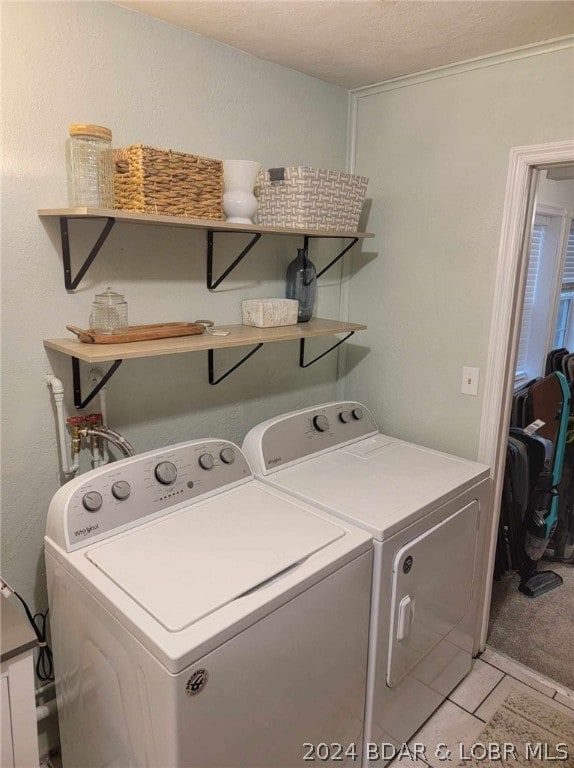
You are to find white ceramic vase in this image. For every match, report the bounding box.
[223,159,262,224]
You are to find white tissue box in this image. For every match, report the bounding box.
[242,298,299,328]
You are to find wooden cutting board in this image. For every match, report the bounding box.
[66,322,205,344]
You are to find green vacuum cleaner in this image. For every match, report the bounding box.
[519,372,571,598]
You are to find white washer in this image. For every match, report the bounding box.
[45,438,373,768]
[243,402,490,755]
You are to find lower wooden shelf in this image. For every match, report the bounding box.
[44,318,366,405]
[44,318,366,363]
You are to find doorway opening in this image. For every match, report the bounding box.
[477,141,574,692]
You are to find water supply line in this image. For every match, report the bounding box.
[77,424,136,458]
[46,373,135,475]
[45,375,79,477]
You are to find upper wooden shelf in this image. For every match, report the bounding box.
[44,318,366,364]
[38,208,374,291]
[37,208,374,239]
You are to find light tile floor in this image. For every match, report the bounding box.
[389,645,574,767]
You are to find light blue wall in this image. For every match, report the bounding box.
[1,1,349,614]
[346,45,574,459]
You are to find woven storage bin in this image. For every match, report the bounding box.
[113,144,223,219]
[255,167,368,231]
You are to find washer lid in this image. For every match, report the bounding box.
[85,484,344,632]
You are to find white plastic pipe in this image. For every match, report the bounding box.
[36,698,58,723]
[35,680,57,723]
[45,375,79,477]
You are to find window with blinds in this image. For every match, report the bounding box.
[554,223,574,348]
[515,221,545,378]
[563,224,574,288]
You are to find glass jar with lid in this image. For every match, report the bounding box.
[89,287,128,335]
[66,124,114,208]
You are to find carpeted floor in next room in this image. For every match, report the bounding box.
[488,562,574,689]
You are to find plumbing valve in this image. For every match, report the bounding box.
[84,413,104,452]
[66,416,85,458]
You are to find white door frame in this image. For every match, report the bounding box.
[477,139,574,649]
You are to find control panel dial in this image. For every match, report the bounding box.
[313,414,330,433]
[352,407,364,420]
[154,461,178,485]
[198,453,215,471]
[111,480,131,500]
[339,410,351,423]
[82,491,103,512]
[219,447,236,464]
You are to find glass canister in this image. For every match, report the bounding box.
[89,287,128,335]
[66,124,114,208]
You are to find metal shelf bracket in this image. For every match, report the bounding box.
[208,344,264,385]
[61,216,116,290]
[303,235,359,280]
[72,357,122,409]
[207,230,262,290]
[299,332,355,368]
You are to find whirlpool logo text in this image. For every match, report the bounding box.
[73,524,99,538]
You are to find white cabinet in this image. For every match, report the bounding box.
[0,597,40,768]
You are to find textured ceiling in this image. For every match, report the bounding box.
[115,1,574,89]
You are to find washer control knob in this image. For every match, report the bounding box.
[352,407,364,421]
[198,453,215,471]
[82,491,103,512]
[313,414,330,433]
[339,410,352,423]
[219,447,236,465]
[111,480,131,500]
[155,461,178,485]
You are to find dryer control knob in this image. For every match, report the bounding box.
[198,453,215,471]
[219,447,236,464]
[155,461,178,485]
[339,410,351,423]
[111,480,131,500]
[352,407,364,420]
[313,414,330,433]
[82,491,103,512]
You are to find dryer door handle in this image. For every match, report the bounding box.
[397,595,415,641]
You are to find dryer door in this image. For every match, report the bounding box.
[387,500,479,688]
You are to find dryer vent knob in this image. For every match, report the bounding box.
[313,414,330,433]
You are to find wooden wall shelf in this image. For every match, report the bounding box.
[44,318,367,406]
[38,208,374,238]
[38,208,374,291]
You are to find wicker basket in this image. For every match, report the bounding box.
[113,144,223,219]
[255,167,368,231]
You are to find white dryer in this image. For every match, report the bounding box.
[242,402,490,753]
[45,438,373,768]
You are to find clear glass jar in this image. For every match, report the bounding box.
[89,287,128,335]
[66,124,114,208]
